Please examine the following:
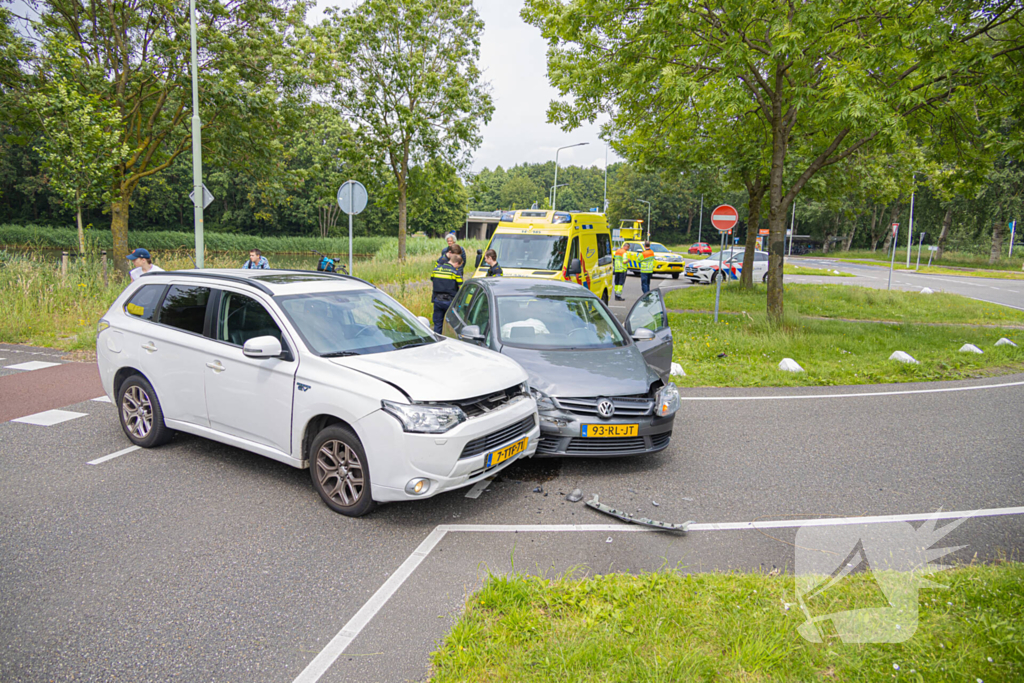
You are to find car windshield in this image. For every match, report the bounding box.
[277,289,435,356]
[487,234,568,271]
[496,295,626,349]
[649,243,670,253]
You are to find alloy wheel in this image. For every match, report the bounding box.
[121,385,153,439]
[315,440,365,507]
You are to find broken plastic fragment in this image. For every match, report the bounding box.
[586,495,692,533]
[566,488,583,503]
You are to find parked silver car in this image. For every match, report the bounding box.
[443,278,679,457]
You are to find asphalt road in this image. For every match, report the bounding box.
[1,268,1022,682]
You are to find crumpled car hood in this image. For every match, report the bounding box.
[499,344,656,398]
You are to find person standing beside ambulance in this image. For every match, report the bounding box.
[639,241,655,294]
[612,244,628,300]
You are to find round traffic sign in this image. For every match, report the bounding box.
[337,180,368,215]
[711,204,738,232]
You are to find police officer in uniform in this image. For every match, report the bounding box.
[612,244,628,300]
[639,241,656,294]
[483,248,502,277]
[431,252,464,333]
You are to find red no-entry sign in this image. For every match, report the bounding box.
[711,205,738,232]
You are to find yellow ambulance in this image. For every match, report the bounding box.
[468,210,615,303]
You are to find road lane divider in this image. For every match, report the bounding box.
[87,445,140,466]
[676,378,1024,401]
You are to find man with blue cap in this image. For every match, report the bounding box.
[126,248,164,282]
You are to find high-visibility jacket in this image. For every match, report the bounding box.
[639,248,656,274]
[613,248,628,273]
[431,262,463,301]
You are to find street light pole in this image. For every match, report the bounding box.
[603,144,608,213]
[549,184,567,208]
[638,199,651,241]
[189,0,204,268]
[553,142,588,212]
[906,187,915,269]
[697,194,703,243]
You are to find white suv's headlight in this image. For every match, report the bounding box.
[381,400,467,433]
[654,383,680,417]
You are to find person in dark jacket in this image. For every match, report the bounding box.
[484,248,502,277]
[431,252,464,333]
[447,244,465,276]
[437,233,465,269]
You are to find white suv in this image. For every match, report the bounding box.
[96,269,539,516]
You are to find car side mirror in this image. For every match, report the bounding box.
[475,250,483,269]
[631,327,656,342]
[243,335,283,359]
[567,258,581,276]
[460,325,486,342]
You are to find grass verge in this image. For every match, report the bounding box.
[827,249,1024,272]
[785,264,854,277]
[430,563,1024,682]
[0,251,437,351]
[663,284,1023,386]
[835,259,1024,280]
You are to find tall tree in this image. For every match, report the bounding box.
[316,0,493,260]
[25,0,310,271]
[524,0,1024,322]
[30,39,130,252]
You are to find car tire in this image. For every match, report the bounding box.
[310,425,377,517]
[117,374,173,447]
[762,271,768,283]
[671,273,680,279]
[710,270,719,284]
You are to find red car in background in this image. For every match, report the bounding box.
[688,243,712,255]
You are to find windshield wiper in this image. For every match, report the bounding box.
[321,350,360,358]
[395,340,435,350]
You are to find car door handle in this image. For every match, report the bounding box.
[206,361,225,373]
[142,342,157,352]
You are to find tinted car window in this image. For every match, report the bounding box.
[630,243,644,252]
[217,292,282,346]
[755,252,768,262]
[452,285,478,322]
[596,233,611,258]
[124,284,165,321]
[466,290,490,337]
[496,295,625,349]
[159,285,210,335]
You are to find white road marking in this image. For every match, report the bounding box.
[464,476,494,499]
[293,505,1024,682]
[90,396,112,403]
[3,361,61,371]
[678,378,1024,401]
[87,445,140,465]
[291,527,449,683]
[968,298,1024,312]
[12,409,87,426]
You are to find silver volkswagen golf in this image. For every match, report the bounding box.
[443,278,679,458]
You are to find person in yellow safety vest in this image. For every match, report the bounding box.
[431,252,464,333]
[612,245,629,301]
[639,241,656,294]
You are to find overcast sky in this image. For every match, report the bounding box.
[313,0,619,173]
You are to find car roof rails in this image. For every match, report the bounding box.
[263,269,376,288]
[139,269,275,295]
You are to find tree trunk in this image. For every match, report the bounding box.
[111,193,131,275]
[880,202,900,254]
[397,146,409,262]
[740,179,765,289]
[76,192,85,254]
[686,207,693,238]
[843,209,862,251]
[990,220,1004,265]
[936,207,952,260]
[765,63,787,325]
[863,205,877,251]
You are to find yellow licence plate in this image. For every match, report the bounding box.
[486,437,528,468]
[582,424,639,438]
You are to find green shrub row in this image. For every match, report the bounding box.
[0,224,487,258]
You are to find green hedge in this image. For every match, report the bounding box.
[0,224,487,258]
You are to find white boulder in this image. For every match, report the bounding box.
[778,358,804,373]
[833,270,841,275]
[920,287,934,294]
[959,344,983,354]
[670,362,686,377]
[889,351,919,364]
[995,338,1018,348]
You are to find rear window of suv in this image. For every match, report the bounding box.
[124,284,166,321]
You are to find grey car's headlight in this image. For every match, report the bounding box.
[529,388,556,412]
[654,383,680,417]
[381,400,467,433]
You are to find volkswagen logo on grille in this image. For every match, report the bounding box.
[596,398,615,419]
